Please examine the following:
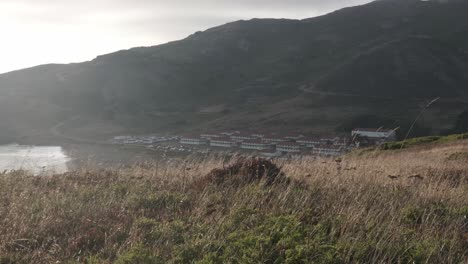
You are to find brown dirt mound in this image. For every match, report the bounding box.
[194,158,288,188]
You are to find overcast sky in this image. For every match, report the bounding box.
[0,0,372,74]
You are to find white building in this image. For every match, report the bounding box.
[210,138,238,148]
[312,145,344,156]
[263,135,287,143]
[231,134,256,142]
[240,140,273,151]
[276,142,303,153]
[201,133,222,139]
[251,133,266,138]
[284,134,305,140]
[180,136,208,145]
[352,128,396,141]
[296,138,322,148]
[333,138,349,147]
[320,138,338,145]
[221,131,238,136]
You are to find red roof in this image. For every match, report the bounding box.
[231,133,254,138]
[201,133,222,136]
[263,135,287,140]
[210,137,234,142]
[242,139,269,144]
[297,137,321,142]
[181,134,203,139]
[277,142,302,147]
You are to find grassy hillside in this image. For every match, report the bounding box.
[1,0,468,141]
[1,141,467,263]
[381,132,468,150]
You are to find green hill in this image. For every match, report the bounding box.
[1,0,468,142]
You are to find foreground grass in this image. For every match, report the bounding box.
[0,143,467,263]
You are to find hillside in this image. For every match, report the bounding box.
[1,0,468,142]
[0,138,467,263]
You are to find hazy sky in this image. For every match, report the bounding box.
[0,0,371,74]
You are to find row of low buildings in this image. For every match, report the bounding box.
[179,131,349,157]
[180,128,397,157]
[110,127,397,158]
[111,135,179,145]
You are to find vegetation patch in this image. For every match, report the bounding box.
[381,133,468,150]
[194,158,288,188]
[447,151,468,161]
[0,153,466,263]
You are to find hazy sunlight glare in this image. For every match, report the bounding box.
[0,0,371,73]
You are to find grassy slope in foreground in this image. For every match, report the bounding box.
[381,132,468,150]
[0,141,467,263]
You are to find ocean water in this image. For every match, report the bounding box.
[0,144,70,176]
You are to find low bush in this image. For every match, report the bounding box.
[194,158,288,188]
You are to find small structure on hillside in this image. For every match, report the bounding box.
[263,135,288,143]
[352,128,396,141]
[312,145,344,156]
[180,136,208,145]
[201,133,223,139]
[251,133,266,138]
[296,137,322,148]
[210,138,238,148]
[231,133,256,142]
[240,140,273,151]
[284,134,305,141]
[276,142,303,153]
[220,131,239,136]
[333,137,350,147]
[320,137,341,145]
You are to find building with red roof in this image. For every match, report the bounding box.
[180,135,208,145]
[210,138,238,148]
[240,140,273,151]
[296,137,322,147]
[276,142,304,153]
[312,144,344,156]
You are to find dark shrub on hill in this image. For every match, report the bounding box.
[194,158,288,188]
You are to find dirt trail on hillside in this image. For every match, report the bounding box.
[49,116,111,145]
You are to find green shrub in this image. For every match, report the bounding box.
[401,206,425,225]
[446,151,468,161]
[83,255,105,264]
[134,217,163,245]
[129,192,191,215]
[171,243,205,264]
[402,239,454,264]
[0,255,18,264]
[382,136,440,150]
[134,217,188,247]
[219,215,340,264]
[115,244,161,264]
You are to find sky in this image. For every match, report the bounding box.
[0,0,372,74]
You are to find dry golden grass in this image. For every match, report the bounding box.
[0,141,467,263]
